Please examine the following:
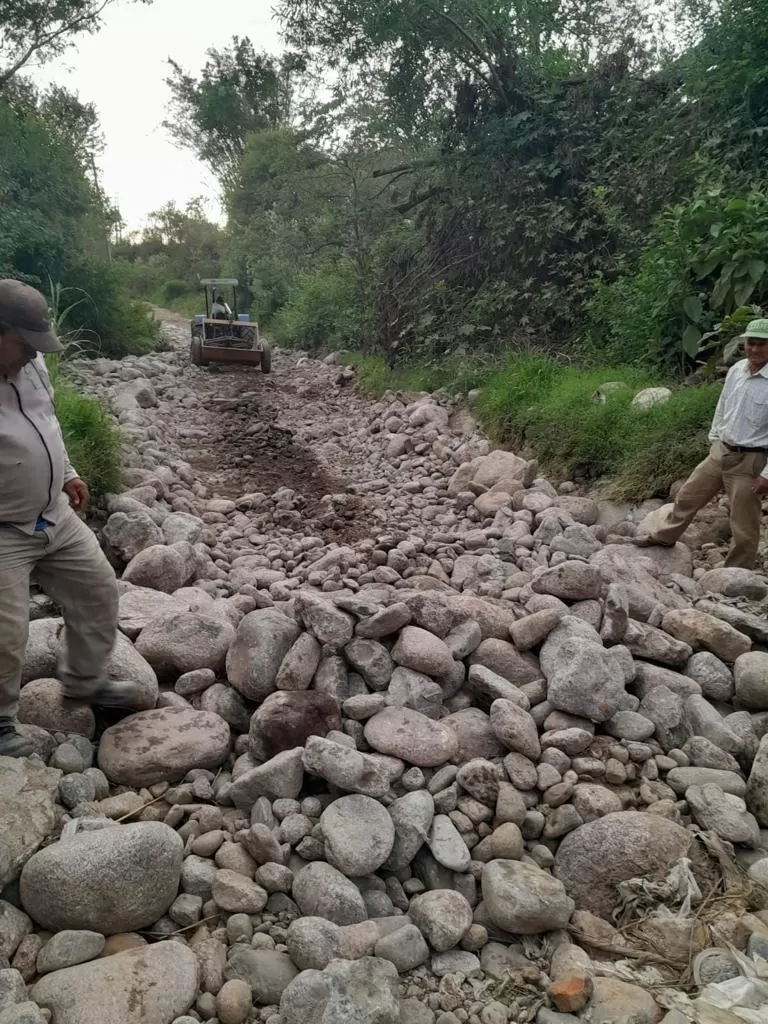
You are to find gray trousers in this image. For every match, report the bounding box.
[0,503,118,719]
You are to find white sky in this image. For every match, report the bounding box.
[29,0,283,231]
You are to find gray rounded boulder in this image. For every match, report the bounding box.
[553,811,692,919]
[227,608,302,702]
[98,706,231,786]
[20,822,183,934]
[32,940,198,1024]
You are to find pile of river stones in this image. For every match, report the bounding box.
[2,340,768,1024]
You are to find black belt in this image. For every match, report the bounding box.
[722,442,768,453]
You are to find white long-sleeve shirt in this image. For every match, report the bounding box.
[709,358,768,478]
[0,355,78,533]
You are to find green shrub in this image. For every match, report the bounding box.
[59,259,159,358]
[590,186,768,371]
[53,382,121,500]
[271,265,359,350]
[161,278,192,302]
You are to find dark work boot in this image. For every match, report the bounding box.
[62,679,147,709]
[0,719,34,758]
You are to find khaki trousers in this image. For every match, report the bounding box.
[0,503,118,719]
[649,441,766,569]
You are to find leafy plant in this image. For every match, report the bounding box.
[591,186,768,370]
[271,264,360,350]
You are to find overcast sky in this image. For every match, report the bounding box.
[30,0,283,232]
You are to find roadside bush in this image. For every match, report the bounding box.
[60,259,159,358]
[590,185,768,371]
[271,265,359,350]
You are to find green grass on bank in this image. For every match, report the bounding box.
[55,384,122,500]
[47,358,122,501]
[345,351,498,398]
[347,353,721,501]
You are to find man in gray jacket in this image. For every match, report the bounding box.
[0,280,130,757]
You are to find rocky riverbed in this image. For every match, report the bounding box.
[2,314,768,1024]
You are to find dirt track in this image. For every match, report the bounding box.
[154,310,386,545]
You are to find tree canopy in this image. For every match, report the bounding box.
[0,0,152,87]
[147,0,768,370]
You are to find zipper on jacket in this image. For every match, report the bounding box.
[9,380,54,514]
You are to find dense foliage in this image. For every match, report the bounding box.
[143,1,768,373]
[0,84,157,356]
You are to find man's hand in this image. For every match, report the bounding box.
[751,476,768,495]
[63,478,89,512]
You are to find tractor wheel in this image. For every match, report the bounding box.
[260,343,272,374]
[190,337,205,366]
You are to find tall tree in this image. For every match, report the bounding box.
[0,1,152,88]
[164,38,305,189]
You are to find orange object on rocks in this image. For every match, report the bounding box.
[548,974,593,1013]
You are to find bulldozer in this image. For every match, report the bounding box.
[189,278,271,371]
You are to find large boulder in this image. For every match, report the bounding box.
[553,812,692,919]
[295,593,354,648]
[20,823,183,934]
[22,618,60,683]
[0,757,60,890]
[122,544,193,594]
[279,957,399,1024]
[531,563,605,602]
[161,512,205,546]
[698,567,768,602]
[661,609,751,663]
[103,510,163,563]
[226,609,301,702]
[321,795,395,876]
[384,790,436,872]
[544,637,635,723]
[482,860,574,934]
[18,678,95,738]
[391,627,454,677]
[746,734,768,828]
[734,652,768,711]
[116,587,186,640]
[292,863,367,926]
[223,947,299,1006]
[98,707,231,786]
[364,707,458,767]
[408,890,473,952]
[103,632,159,709]
[302,736,390,799]
[249,691,341,761]
[134,611,235,680]
[31,941,198,1024]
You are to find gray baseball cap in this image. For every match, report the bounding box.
[0,279,63,353]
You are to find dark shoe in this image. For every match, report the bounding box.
[633,534,675,549]
[0,722,34,758]
[62,679,146,709]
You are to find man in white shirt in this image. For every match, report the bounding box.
[637,318,768,569]
[0,279,141,758]
[211,295,232,320]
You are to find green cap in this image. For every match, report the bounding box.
[741,318,768,341]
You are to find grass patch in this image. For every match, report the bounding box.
[351,351,721,501]
[48,359,121,501]
[478,355,720,498]
[344,352,498,398]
